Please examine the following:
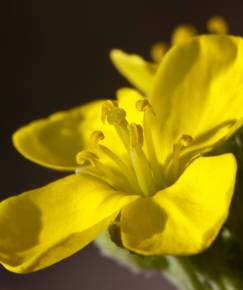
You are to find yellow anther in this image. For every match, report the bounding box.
[102,101,130,151]
[169,134,194,184]
[180,134,194,147]
[129,123,144,149]
[89,130,105,149]
[135,99,155,115]
[106,107,128,126]
[101,100,118,123]
[173,134,193,154]
[207,16,229,34]
[76,150,99,166]
[171,24,197,45]
[150,42,169,63]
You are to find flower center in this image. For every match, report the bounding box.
[76,99,193,197]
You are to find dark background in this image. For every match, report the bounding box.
[3,0,243,289]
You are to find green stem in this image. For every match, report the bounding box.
[163,256,205,290]
[177,257,205,290]
[216,276,238,290]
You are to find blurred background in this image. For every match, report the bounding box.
[3,0,243,289]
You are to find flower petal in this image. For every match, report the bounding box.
[149,35,243,163]
[13,100,107,171]
[110,49,157,95]
[121,154,236,256]
[0,174,138,273]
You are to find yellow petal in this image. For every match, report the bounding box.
[13,100,107,171]
[0,174,138,273]
[121,154,236,256]
[149,35,243,164]
[13,91,145,171]
[110,49,157,95]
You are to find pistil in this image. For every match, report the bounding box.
[129,123,156,196]
[136,99,164,189]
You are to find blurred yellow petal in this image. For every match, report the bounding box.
[110,49,157,95]
[149,35,243,164]
[121,154,236,255]
[0,174,138,273]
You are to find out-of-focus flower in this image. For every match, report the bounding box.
[111,16,229,95]
[0,35,243,276]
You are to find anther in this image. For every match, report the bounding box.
[136,99,155,115]
[102,101,130,151]
[76,150,99,167]
[169,134,194,183]
[207,16,229,34]
[89,130,105,149]
[180,134,194,147]
[173,134,193,153]
[106,107,128,126]
[171,24,197,45]
[150,42,168,63]
[101,100,118,123]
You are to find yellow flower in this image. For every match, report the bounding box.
[111,16,229,95]
[1,35,243,274]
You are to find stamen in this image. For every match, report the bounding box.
[102,101,130,151]
[129,123,156,196]
[168,134,194,184]
[99,144,130,172]
[171,24,197,45]
[136,99,155,115]
[99,144,142,194]
[106,107,128,127]
[76,145,134,191]
[89,130,105,149]
[207,16,229,34]
[101,100,118,123]
[76,150,99,167]
[78,162,132,191]
[77,100,173,196]
[150,42,168,63]
[87,129,142,194]
[173,134,194,160]
[89,130,129,175]
[179,134,194,147]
